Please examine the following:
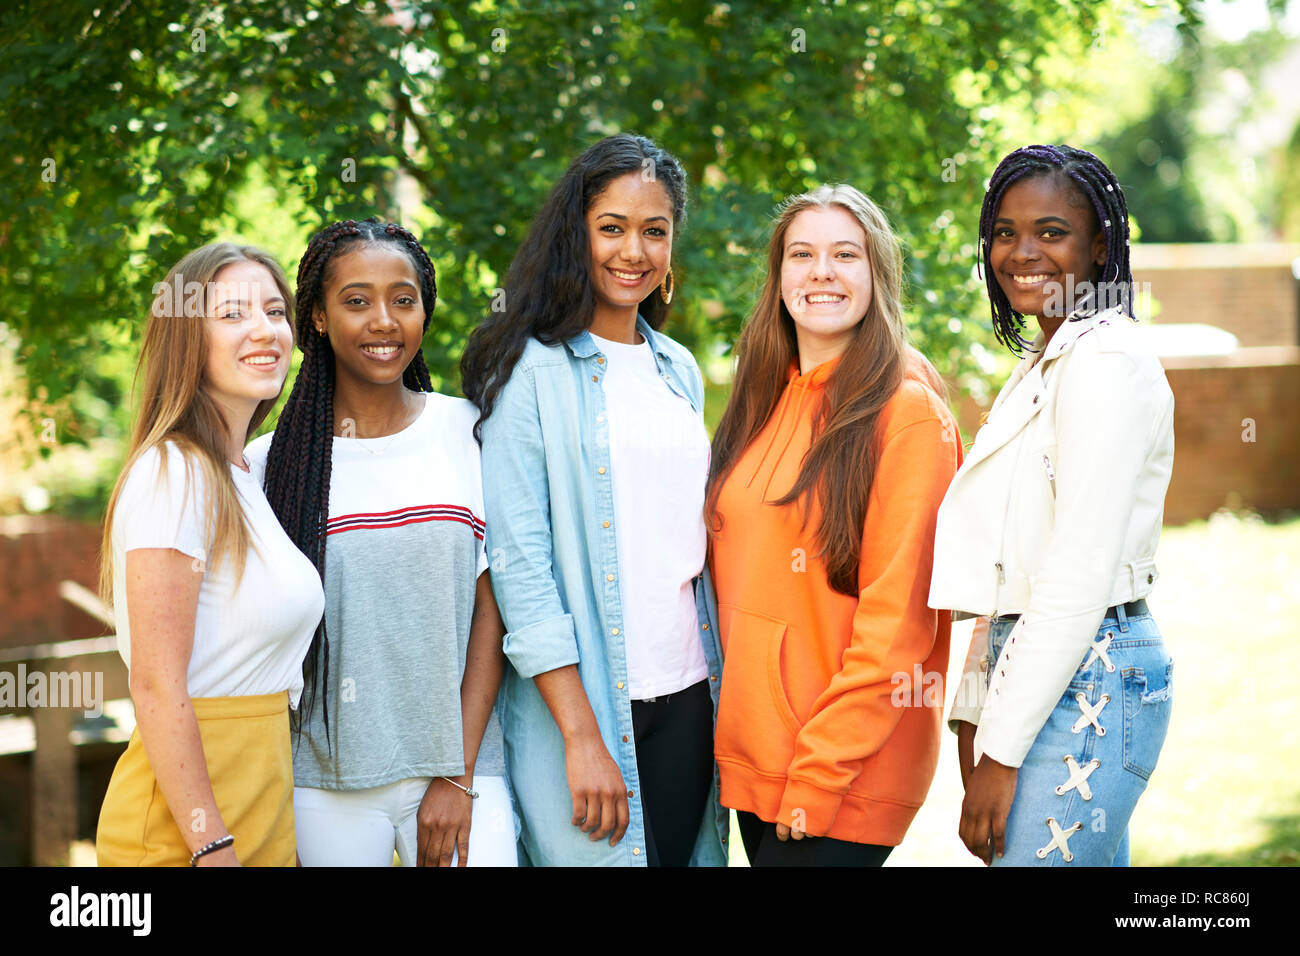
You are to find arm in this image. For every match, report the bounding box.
[125,548,238,866]
[959,340,1167,862]
[950,614,990,788]
[775,411,961,837]
[479,360,628,846]
[419,570,509,867]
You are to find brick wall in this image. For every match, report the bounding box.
[0,517,106,649]
[1132,243,1300,348]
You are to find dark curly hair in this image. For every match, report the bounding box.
[460,133,688,441]
[978,144,1133,354]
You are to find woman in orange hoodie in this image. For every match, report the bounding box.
[707,184,961,865]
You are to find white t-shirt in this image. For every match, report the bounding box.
[245,392,504,789]
[110,442,325,707]
[590,332,710,699]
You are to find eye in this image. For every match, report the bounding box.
[217,311,243,321]
[395,295,417,306]
[836,250,857,259]
[645,227,666,237]
[993,227,1014,239]
[789,250,810,258]
[345,295,368,307]
[267,307,288,318]
[600,224,623,234]
[1040,227,1066,239]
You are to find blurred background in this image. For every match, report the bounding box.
[1,0,1296,866]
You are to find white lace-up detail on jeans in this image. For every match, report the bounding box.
[1036,817,1083,862]
[1055,755,1101,800]
[1083,632,1116,672]
[1072,692,1110,736]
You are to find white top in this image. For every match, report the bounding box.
[244,392,504,788]
[929,307,1175,767]
[590,332,710,698]
[111,442,325,707]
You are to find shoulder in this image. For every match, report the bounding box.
[1063,310,1169,395]
[880,375,954,443]
[647,326,701,371]
[424,392,482,445]
[516,336,570,372]
[116,440,208,517]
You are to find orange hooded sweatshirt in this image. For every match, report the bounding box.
[709,355,961,845]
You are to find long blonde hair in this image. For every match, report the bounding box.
[707,184,942,595]
[99,243,295,609]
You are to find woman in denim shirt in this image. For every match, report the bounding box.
[461,134,729,866]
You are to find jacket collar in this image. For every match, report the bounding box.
[565,313,669,362]
[963,306,1128,473]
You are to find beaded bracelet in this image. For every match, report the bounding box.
[443,778,479,799]
[190,834,234,866]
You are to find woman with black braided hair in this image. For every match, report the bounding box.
[931,145,1175,866]
[245,217,517,867]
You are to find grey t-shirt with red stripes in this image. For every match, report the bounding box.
[246,391,506,789]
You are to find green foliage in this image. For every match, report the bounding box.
[3,0,1133,483]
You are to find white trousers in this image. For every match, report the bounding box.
[294,775,518,867]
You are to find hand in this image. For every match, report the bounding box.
[194,844,240,867]
[563,732,629,846]
[417,776,474,867]
[958,755,1018,865]
[774,822,808,842]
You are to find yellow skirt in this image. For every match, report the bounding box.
[96,691,296,867]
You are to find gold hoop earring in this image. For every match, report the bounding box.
[660,267,674,305]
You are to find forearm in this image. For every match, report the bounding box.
[533,665,603,744]
[456,572,507,779]
[130,678,230,854]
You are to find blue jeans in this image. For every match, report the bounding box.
[985,606,1173,866]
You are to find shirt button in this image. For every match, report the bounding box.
[710,674,718,682]
[622,735,629,743]
[598,467,606,475]
[701,623,709,630]
[602,520,611,528]
[632,848,641,856]
[591,375,599,382]
[596,414,605,423]
[1147,574,1154,583]
[627,790,634,798]
[616,681,624,689]
[721,836,727,844]
[611,627,620,636]
[607,573,615,582]
[597,357,605,364]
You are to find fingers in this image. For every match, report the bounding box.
[591,790,617,842]
[775,823,790,842]
[992,811,1007,861]
[456,825,470,868]
[610,790,629,847]
[417,817,433,868]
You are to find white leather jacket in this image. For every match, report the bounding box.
[929,306,1174,768]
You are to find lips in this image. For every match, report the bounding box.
[804,293,847,304]
[360,342,403,361]
[240,351,281,368]
[1007,273,1053,289]
[607,267,650,287]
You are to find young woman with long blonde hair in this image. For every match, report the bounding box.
[96,243,324,866]
[707,184,960,865]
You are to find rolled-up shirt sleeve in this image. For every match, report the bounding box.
[948,615,989,731]
[479,361,580,679]
[973,341,1167,767]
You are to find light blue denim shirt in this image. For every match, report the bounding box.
[480,314,728,866]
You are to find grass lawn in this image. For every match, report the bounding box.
[729,511,1300,866]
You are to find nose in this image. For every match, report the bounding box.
[1011,232,1040,263]
[618,230,645,263]
[369,301,399,332]
[810,251,836,281]
[248,306,277,341]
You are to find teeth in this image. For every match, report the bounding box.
[806,294,845,303]
[1012,275,1050,285]
[363,345,400,355]
[243,356,277,365]
[611,270,645,280]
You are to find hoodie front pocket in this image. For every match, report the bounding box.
[716,607,802,775]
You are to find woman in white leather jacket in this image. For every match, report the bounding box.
[930,145,1175,866]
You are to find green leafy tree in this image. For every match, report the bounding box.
[2,0,1197,511]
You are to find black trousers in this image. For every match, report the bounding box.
[631,678,714,867]
[737,810,892,867]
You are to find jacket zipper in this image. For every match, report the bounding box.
[1042,453,1056,496]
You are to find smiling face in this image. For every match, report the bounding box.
[202,259,293,422]
[990,173,1107,323]
[585,171,674,330]
[314,244,425,392]
[780,205,873,366]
